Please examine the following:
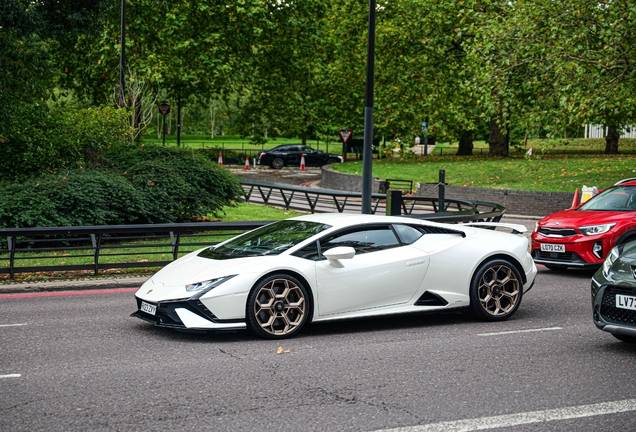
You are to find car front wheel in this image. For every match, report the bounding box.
[246,274,310,339]
[271,158,284,169]
[470,259,523,321]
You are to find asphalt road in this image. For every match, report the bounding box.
[1,267,635,431]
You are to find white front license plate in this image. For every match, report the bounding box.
[140,301,157,315]
[540,243,565,253]
[616,295,636,311]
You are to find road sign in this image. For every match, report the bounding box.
[158,103,171,116]
[421,122,427,131]
[339,129,353,144]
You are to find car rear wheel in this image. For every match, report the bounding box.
[246,274,310,339]
[469,259,523,321]
[271,158,284,169]
[326,157,340,165]
[612,333,636,343]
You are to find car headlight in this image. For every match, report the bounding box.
[186,275,236,293]
[579,223,616,236]
[602,246,620,276]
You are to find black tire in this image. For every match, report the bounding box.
[326,157,340,165]
[271,158,284,169]
[544,264,568,271]
[246,274,310,339]
[612,333,636,343]
[469,259,523,321]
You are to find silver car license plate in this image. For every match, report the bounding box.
[140,301,157,315]
[540,243,565,253]
[616,294,636,311]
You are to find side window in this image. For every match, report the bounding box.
[292,241,320,261]
[393,224,423,245]
[320,226,400,256]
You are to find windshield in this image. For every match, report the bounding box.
[579,186,636,211]
[198,220,331,260]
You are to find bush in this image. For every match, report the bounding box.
[0,144,245,228]
[0,170,168,228]
[0,106,131,183]
[104,144,245,221]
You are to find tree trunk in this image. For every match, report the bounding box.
[488,119,508,156]
[456,131,473,156]
[302,130,307,145]
[605,126,619,154]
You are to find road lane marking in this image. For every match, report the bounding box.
[0,288,138,299]
[373,398,636,432]
[477,326,562,337]
[0,374,21,379]
[0,323,27,327]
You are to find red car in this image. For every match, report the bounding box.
[531,178,636,270]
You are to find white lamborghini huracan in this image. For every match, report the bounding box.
[132,213,537,339]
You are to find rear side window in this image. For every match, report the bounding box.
[393,224,424,245]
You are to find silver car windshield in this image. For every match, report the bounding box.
[579,186,636,211]
[198,220,332,260]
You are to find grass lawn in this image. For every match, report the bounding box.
[140,133,340,152]
[212,202,306,221]
[335,153,636,192]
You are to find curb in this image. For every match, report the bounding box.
[0,276,150,294]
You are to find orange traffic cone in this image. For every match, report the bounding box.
[218,152,223,166]
[570,188,579,209]
[300,153,306,171]
[244,156,250,170]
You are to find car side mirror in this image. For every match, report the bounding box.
[323,246,356,268]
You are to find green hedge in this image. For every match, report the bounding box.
[0,106,131,183]
[0,144,245,228]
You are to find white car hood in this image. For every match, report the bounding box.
[149,251,264,288]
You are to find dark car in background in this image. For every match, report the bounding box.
[592,240,636,343]
[257,145,342,169]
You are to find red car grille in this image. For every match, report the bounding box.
[538,227,578,237]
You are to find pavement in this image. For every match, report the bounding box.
[0,167,541,294]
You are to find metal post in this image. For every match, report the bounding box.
[361,0,376,214]
[118,0,126,108]
[177,92,182,147]
[386,190,402,216]
[438,169,446,212]
[424,116,429,156]
[162,115,166,146]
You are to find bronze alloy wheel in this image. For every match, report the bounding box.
[470,259,522,321]
[247,274,309,339]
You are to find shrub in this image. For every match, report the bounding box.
[0,106,131,183]
[0,170,168,228]
[104,144,245,221]
[0,144,245,228]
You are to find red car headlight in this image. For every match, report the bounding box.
[579,223,616,236]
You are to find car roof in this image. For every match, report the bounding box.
[614,178,636,186]
[288,212,460,230]
[270,144,301,150]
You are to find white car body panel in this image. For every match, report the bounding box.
[132,213,537,334]
[315,245,429,316]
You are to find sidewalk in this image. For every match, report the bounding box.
[0,275,150,294]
